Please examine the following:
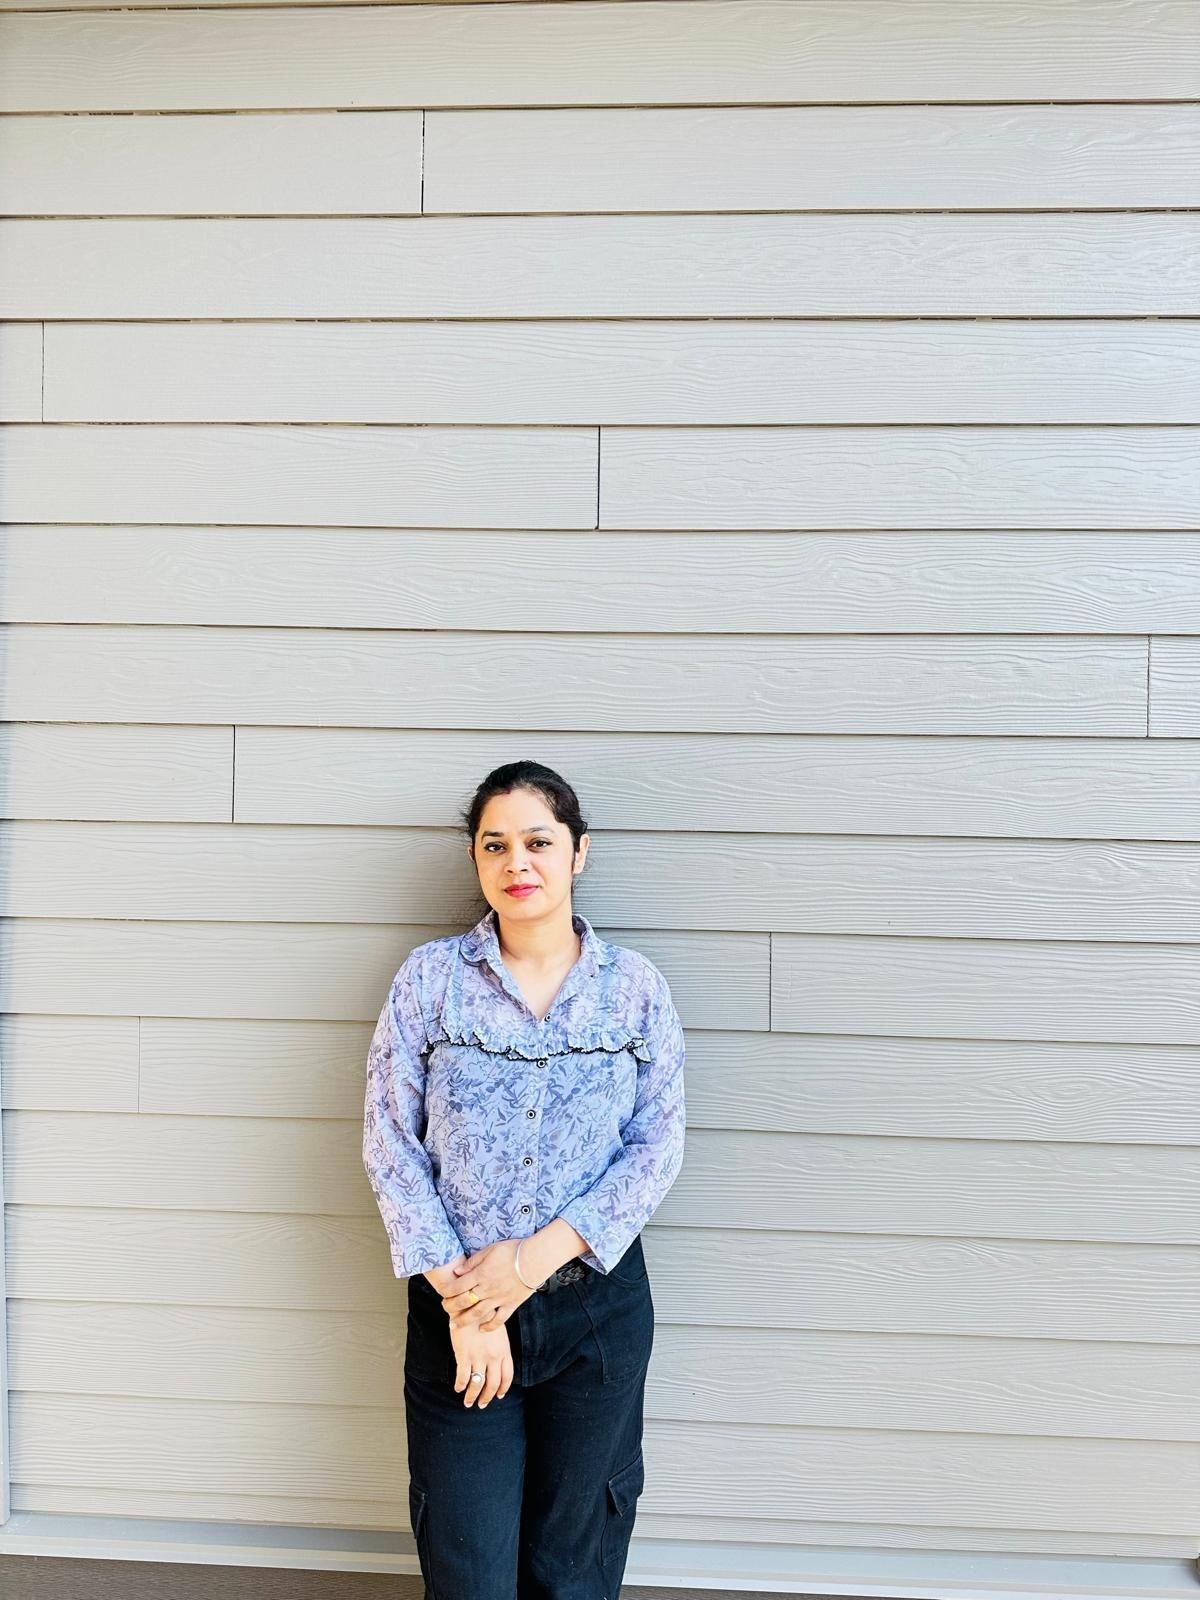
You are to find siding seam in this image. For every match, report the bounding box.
[1145,637,1152,737]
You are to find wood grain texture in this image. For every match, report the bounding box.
[4,820,1200,941]
[2,1,1196,107]
[6,527,1199,632]
[426,104,1200,213]
[772,931,1200,1046]
[42,321,1200,424]
[0,725,232,822]
[0,1015,138,1111]
[0,425,598,528]
[230,726,1200,839]
[1150,638,1200,736]
[5,216,1196,318]
[0,627,1149,734]
[0,110,422,216]
[600,426,1200,529]
[0,321,41,418]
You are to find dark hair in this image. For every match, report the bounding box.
[460,761,589,863]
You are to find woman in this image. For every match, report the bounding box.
[362,759,688,1600]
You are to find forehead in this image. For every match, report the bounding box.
[477,790,557,835]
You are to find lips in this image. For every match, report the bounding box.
[505,885,538,897]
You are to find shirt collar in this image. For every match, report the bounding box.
[459,904,612,981]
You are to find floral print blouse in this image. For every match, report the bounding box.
[362,905,687,1278]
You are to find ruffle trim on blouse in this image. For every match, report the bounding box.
[427,1020,652,1064]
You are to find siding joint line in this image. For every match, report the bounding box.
[1145,636,1152,737]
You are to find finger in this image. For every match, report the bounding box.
[478,1357,503,1408]
[497,1352,514,1399]
[479,1304,507,1331]
[463,1367,486,1409]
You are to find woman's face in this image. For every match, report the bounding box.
[470,787,587,922]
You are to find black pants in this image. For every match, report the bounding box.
[403,1232,654,1600]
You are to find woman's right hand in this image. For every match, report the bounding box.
[450,1318,513,1409]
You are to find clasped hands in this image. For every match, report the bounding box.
[433,1237,538,1331]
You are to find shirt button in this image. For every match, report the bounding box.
[526,1108,537,1118]
[536,1058,548,1068]
[520,1204,531,1213]
[523,1156,533,1166]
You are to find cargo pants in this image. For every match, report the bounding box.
[403,1231,654,1600]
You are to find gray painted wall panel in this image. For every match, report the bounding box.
[4,216,1197,318]
[41,321,1200,424]
[2,2,1196,107]
[1,627,1150,734]
[2,0,1197,1582]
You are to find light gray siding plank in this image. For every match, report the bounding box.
[9,1211,1199,1346]
[8,1392,1199,1534]
[7,528,1200,632]
[659,1126,1200,1245]
[1,627,1149,735]
[133,1017,1200,1147]
[0,322,42,418]
[2,2,1196,108]
[4,216,1195,318]
[600,426,1200,530]
[5,1482,1193,1557]
[0,725,233,821]
[10,1303,1200,1441]
[234,728,1200,841]
[0,919,763,1029]
[7,821,1200,943]
[0,1016,138,1111]
[631,1517,1198,1560]
[42,320,1200,426]
[772,931,1200,1046]
[426,105,1200,213]
[0,425,597,529]
[1150,638,1200,736]
[139,1017,373,1119]
[684,1032,1200,1146]
[0,111,422,216]
[7,1112,1200,1245]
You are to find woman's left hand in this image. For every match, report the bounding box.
[441,1239,537,1331]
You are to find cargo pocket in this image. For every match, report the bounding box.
[599,1448,645,1571]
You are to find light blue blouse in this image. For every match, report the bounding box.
[362,906,687,1278]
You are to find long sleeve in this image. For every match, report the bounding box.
[362,952,467,1279]
[558,965,687,1274]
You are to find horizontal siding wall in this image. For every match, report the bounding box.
[1,0,1199,1585]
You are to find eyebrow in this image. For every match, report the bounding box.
[480,826,556,838]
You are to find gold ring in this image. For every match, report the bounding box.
[467,1290,480,1305]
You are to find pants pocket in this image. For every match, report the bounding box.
[599,1448,645,1572]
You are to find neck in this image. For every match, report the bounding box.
[496,905,580,970]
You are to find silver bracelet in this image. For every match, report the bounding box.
[514,1239,540,1290]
